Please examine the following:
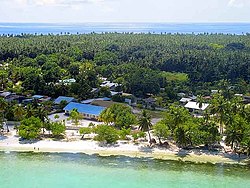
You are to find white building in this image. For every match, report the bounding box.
[184,101,209,114]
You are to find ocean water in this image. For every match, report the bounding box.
[0,152,250,188]
[0,23,250,35]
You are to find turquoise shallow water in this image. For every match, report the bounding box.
[0,152,250,188]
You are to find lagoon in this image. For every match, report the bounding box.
[0,23,250,35]
[0,152,250,188]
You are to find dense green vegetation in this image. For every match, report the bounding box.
[0,33,250,155]
[99,104,136,128]
[0,33,249,100]
[157,94,250,154]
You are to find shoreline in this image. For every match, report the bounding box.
[0,138,249,165]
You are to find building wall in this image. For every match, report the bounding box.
[65,110,99,120]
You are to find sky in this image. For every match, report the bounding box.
[0,0,249,23]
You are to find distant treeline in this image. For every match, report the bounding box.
[0,33,249,99]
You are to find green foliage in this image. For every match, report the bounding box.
[54,114,60,119]
[153,121,170,144]
[94,125,119,144]
[59,100,68,109]
[0,33,250,99]
[118,127,131,140]
[162,105,190,133]
[18,117,42,140]
[161,72,188,83]
[79,127,93,139]
[124,68,161,97]
[13,104,25,121]
[138,110,152,141]
[138,110,152,132]
[241,125,250,156]
[199,121,221,148]
[225,114,247,149]
[1,33,250,152]
[132,131,146,141]
[138,131,146,138]
[99,104,136,129]
[50,122,66,137]
[88,122,95,127]
[173,119,201,148]
[69,108,83,126]
[132,132,139,141]
[209,43,224,50]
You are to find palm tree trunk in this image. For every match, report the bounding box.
[220,120,223,134]
[148,130,152,143]
[6,123,9,132]
[158,137,162,145]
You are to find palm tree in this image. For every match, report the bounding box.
[25,104,35,118]
[210,93,228,134]
[0,98,8,132]
[69,108,83,126]
[36,106,49,135]
[196,95,205,110]
[138,110,152,143]
[0,98,7,112]
[174,125,189,148]
[36,106,48,123]
[225,114,245,149]
[13,104,25,121]
[99,108,114,125]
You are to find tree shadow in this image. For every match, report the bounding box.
[98,142,120,148]
[0,135,8,141]
[222,150,249,162]
[138,145,153,153]
[175,149,190,158]
[18,138,40,144]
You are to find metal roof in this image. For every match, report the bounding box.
[81,97,111,104]
[180,97,192,103]
[54,96,75,104]
[32,95,44,99]
[64,102,106,116]
[0,92,11,98]
[184,101,209,111]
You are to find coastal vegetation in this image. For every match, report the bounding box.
[0,33,250,156]
[0,33,249,100]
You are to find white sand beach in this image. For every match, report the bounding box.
[0,129,249,165]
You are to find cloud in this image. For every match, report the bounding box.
[10,0,106,6]
[228,0,250,8]
[14,0,109,7]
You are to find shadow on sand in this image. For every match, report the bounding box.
[138,146,153,153]
[175,149,190,158]
[98,142,120,148]
[18,138,40,144]
[0,135,8,141]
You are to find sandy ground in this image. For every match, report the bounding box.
[0,130,249,165]
[48,113,103,127]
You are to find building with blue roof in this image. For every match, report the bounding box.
[63,102,106,120]
[54,96,75,104]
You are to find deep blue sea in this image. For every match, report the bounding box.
[0,23,250,35]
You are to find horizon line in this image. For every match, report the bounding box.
[1,21,250,24]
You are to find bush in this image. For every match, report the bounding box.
[94,125,119,144]
[138,131,146,138]
[132,131,146,141]
[118,127,131,140]
[50,122,66,137]
[79,127,93,139]
[132,133,139,141]
[18,117,42,140]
